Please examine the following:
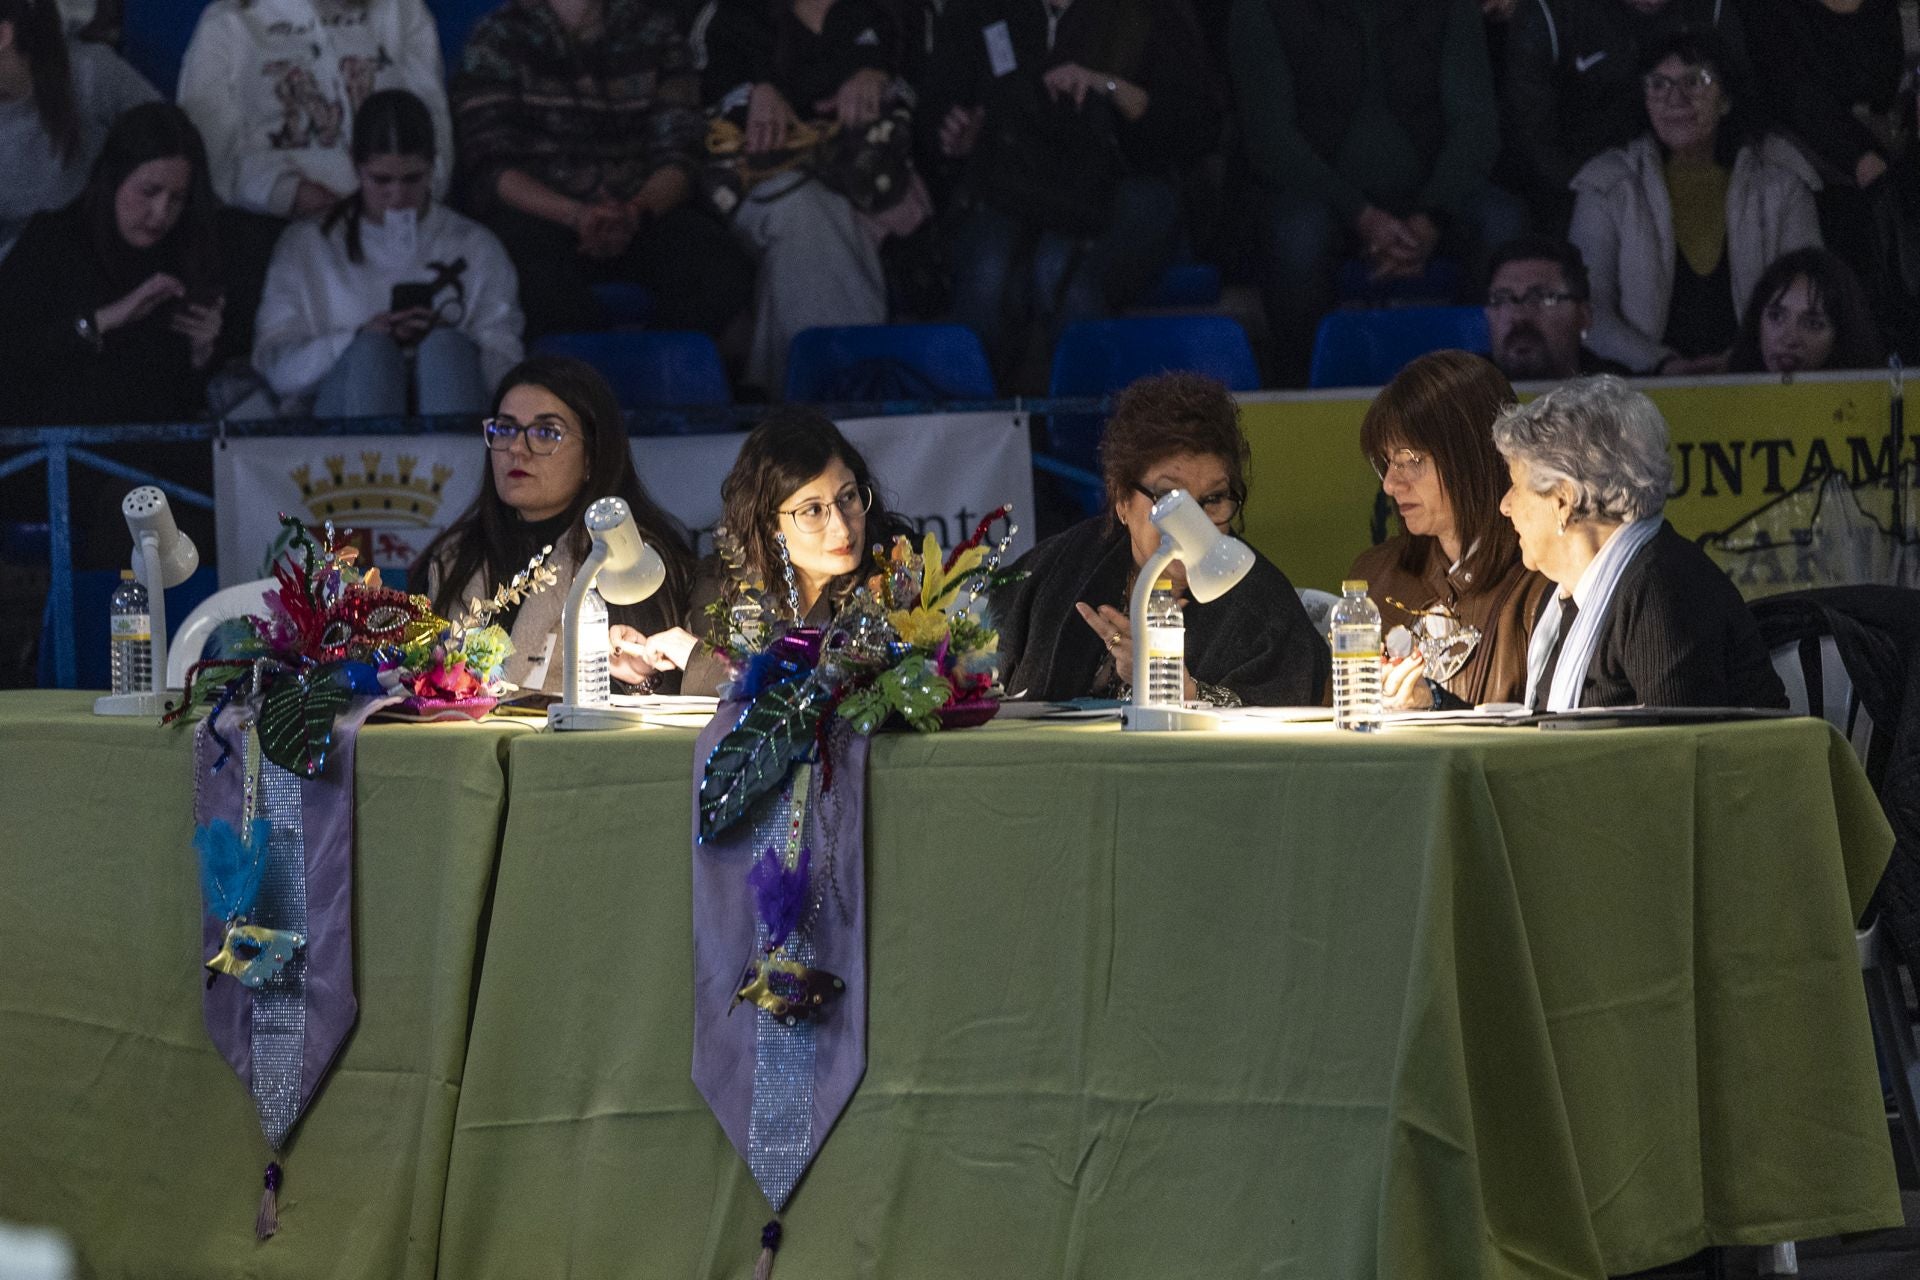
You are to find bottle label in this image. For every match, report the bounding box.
[111,614,151,643]
[1331,626,1379,659]
[1144,625,1183,659]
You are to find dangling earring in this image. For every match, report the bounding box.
[1556,513,1568,536]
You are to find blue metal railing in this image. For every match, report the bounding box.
[0,401,1111,688]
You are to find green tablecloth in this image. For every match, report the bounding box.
[0,691,525,1279]
[438,715,1900,1279]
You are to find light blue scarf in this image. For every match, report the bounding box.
[1523,517,1663,711]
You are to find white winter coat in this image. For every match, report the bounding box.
[177,0,452,216]
[253,201,523,399]
[1568,133,1822,373]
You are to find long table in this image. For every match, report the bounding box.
[0,693,1902,1277]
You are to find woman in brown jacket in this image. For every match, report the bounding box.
[1346,349,1551,709]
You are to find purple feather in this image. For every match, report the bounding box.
[747,844,812,948]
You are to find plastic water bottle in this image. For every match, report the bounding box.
[576,586,611,706]
[108,570,152,695]
[1329,579,1382,732]
[1144,576,1185,707]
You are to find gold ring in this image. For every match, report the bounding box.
[1106,633,1121,649]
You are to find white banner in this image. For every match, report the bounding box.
[213,412,1035,588]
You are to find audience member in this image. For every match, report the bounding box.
[452,0,753,342]
[177,0,453,219]
[1503,0,1748,229]
[252,89,523,417]
[0,102,228,425]
[923,0,1217,378]
[699,0,911,393]
[1484,235,1628,380]
[993,372,1330,705]
[1727,245,1883,374]
[1746,0,1917,356]
[1229,0,1522,387]
[1349,350,1551,709]
[1569,30,1820,376]
[0,0,156,260]
[417,354,695,693]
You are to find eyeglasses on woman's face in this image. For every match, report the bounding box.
[1642,68,1715,101]
[1372,448,1430,483]
[1131,482,1240,526]
[483,415,572,455]
[779,483,873,534]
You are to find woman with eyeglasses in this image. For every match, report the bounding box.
[641,407,909,696]
[1568,28,1821,377]
[1347,351,1551,711]
[414,355,693,693]
[993,371,1328,706]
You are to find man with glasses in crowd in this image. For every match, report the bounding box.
[1484,235,1628,382]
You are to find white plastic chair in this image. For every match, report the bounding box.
[1296,588,1339,637]
[166,578,274,689]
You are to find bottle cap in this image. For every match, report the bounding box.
[1341,579,1368,593]
[120,569,135,580]
[1154,576,1174,590]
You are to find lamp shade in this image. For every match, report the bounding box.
[583,496,666,605]
[122,486,199,587]
[1150,490,1253,603]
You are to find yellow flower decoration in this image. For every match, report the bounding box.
[914,533,987,609]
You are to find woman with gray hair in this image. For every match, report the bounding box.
[1492,375,1784,711]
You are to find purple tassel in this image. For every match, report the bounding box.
[255,1161,281,1239]
[746,845,811,949]
[753,1218,782,1280]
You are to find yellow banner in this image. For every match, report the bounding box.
[1237,374,1907,593]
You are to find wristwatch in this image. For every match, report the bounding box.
[75,312,104,353]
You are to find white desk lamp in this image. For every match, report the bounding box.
[548,496,667,732]
[1121,489,1254,732]
[94,486,199,716]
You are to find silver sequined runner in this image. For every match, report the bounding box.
[745,775,818,1211]
[252,763,308,1149]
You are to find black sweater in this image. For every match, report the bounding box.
[701,0,903,111]
[1745,0,1904,183]
[991,516,1329,705]
[1568,521,1787,710]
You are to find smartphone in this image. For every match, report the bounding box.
[390,281,435,313]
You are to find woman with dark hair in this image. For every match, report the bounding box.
[416,355,694,692]
[1347,350,1551,710]
[651,408,909,695]
[1569,28,1822,376]
[252,88,522,416]
[0,0,157,260]
[993,371,1328,706]
[1728,246,1884,374]
[0,101,229,424]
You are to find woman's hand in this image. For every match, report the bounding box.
[640,626,701,672]
[818,67,889,128]
[608,625,659,686]
[1656,351,1728,376]
[1042,64,1148,120]
[1382,654,1434,711]
[576,200,638,259]
[362,307,434,343]
[746,82,799,155]
[96,272,185,334]
[169,295,224,369]
[938,104,985,158]
[1076,601,1196,699]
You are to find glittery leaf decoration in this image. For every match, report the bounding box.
[256,664,354,778]
[457,544,560,632]
[699,679,827,841]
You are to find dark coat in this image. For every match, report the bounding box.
[1568,521,1786,710]
[991,516,1330,705]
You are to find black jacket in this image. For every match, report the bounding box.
[1567,521,1786,710]
[991,516,1330,705]
[701,0,904,111]
[1745,0,1904,184]
[1504,0,1749,196]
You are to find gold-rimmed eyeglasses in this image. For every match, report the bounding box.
[1372,448,1430,483]
[779,484,873,534]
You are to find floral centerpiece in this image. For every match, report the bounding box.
[696,506,1023,841]
[167,515,553,772]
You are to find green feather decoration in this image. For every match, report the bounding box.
[699,678,826,842]
[257,663,353,778]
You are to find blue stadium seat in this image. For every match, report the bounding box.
[1308,306,1491,390]
[433,0,502,75]
[37,566,220,690]
[122,1,212,97]
[784,324,995,402]
[532,330,732,413]
[590,283,656,329]
[1045,315,1260,475]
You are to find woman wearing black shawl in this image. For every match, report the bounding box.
[0,102,228,425]
[994,372,1330,706]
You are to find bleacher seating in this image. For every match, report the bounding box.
[784,324,995,402]
[531,330,732,414]
[1045,314,1259,470]
[1307,305,1491,390]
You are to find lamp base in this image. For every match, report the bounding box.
[93,690,173,717]
[547,702,651,732]
[1121,704,1221,732]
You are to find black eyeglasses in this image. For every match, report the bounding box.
[1133,483,1241,525]
[1488,287,1578,311]
[779,484,873,534]
[483,416,572,455]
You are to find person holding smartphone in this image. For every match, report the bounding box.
[251,89,523,417]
